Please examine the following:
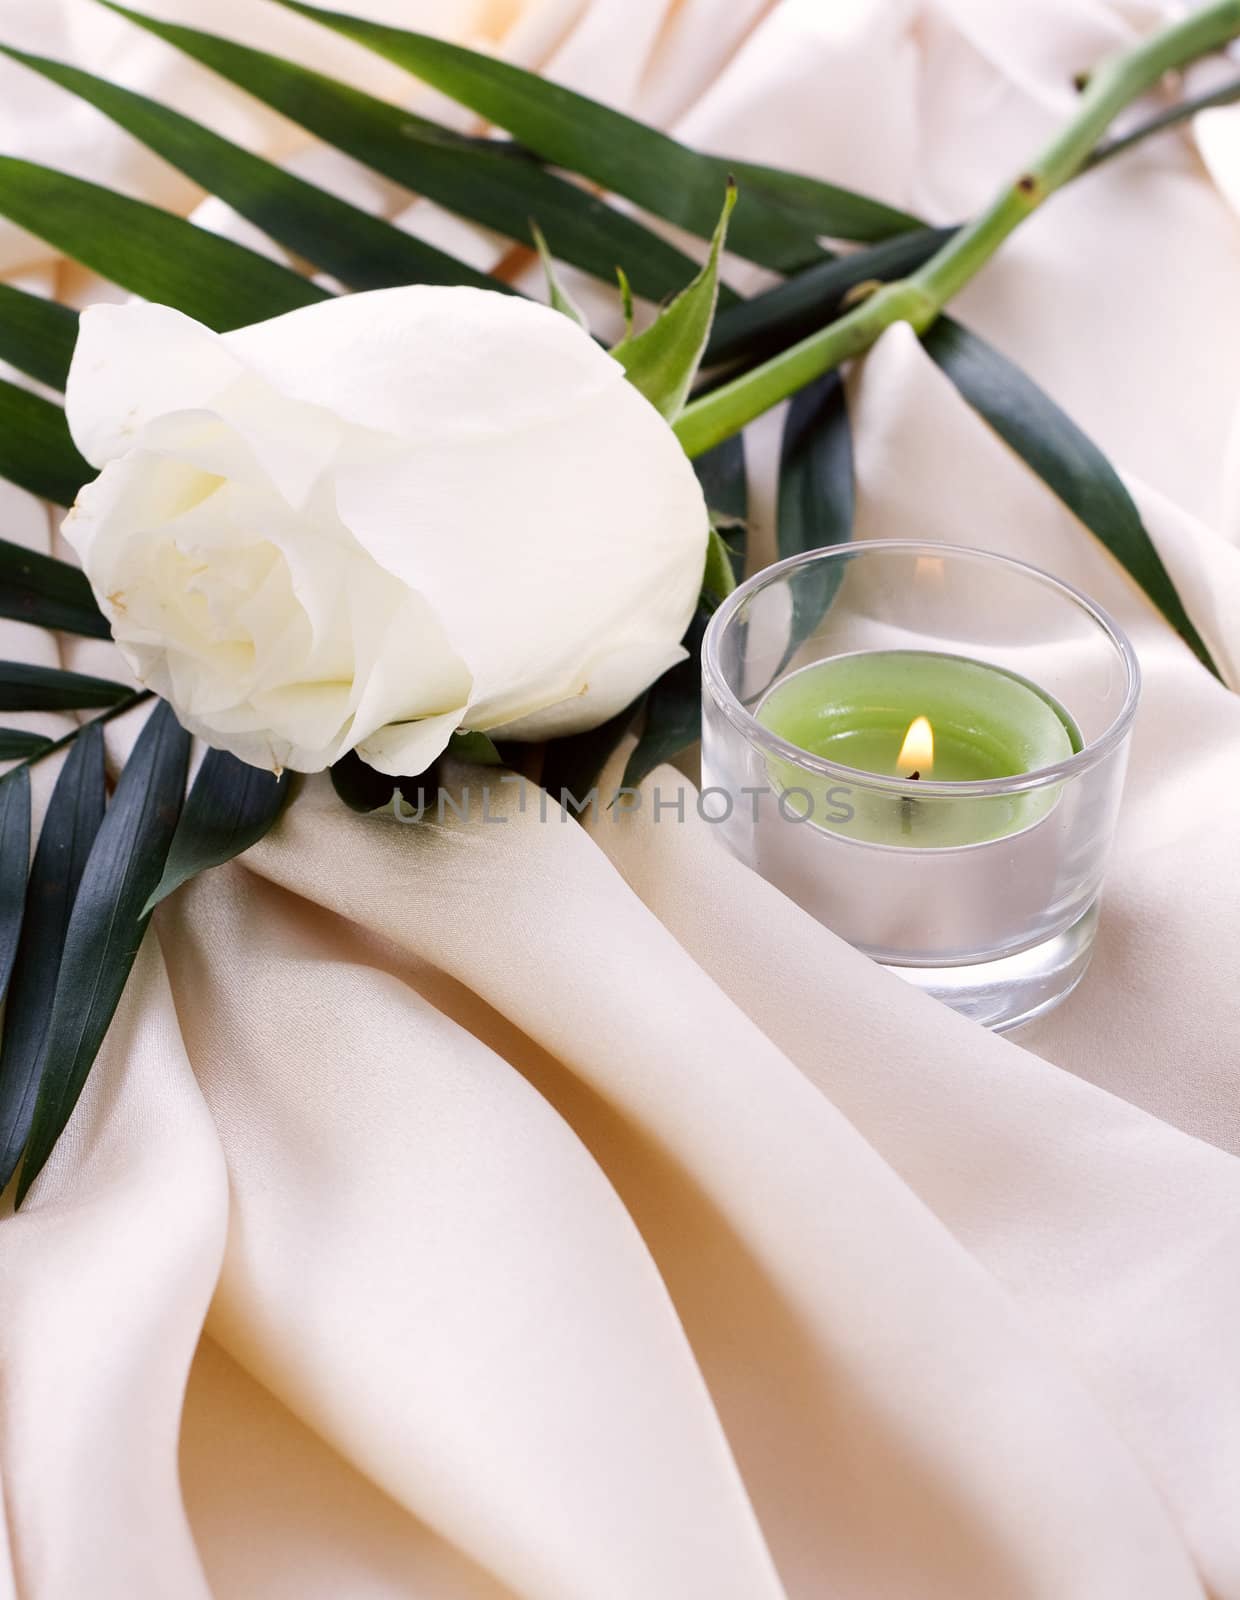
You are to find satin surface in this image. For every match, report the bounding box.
[2,1,1240,1596]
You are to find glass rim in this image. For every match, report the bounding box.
[701,540,1142,798]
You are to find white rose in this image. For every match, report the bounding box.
[63,286,709,775]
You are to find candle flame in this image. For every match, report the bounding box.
[897,715,934,777]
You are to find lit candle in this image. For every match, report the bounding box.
[756,650,1079,845]
[699,539,1139,1028]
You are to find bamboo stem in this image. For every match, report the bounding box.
[675,0,1240,458]
[9,688,153,772]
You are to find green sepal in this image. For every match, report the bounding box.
[611,183,737,422]
[530,223,587,329]
[447,731,503,766]
[616,267,634,340]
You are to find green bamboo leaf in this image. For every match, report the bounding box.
[621,607,709,791]
[0,662,131,712]
[0,283,78,391]
[0,768,31,1006]
[0,157,325,333]
[0,537,109,638]
[776,371,855,667]
[695,433,747,588]
[612,184,735,422]
[539,702,639,807]
[618,437,751,789]
[779,374,855,559]
[706,227,952,368]
[330,750,394,813]
[727,158,923,244]
[0,766,32,1185]
[273,2,917,266]
[923,316,1218,677]
[1,44,505,297]
[0,725,105,1191]
[16,701,190,1204]
[100,3,710,306]
[530,223,586,329]
[0,379,91,506]
[0,730,53,760]
[1086,72,1240,172]
[142,747,292,915]
[694,433,747,520]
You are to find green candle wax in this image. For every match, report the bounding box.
[755,650,1080,847]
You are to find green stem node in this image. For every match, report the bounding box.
[675,0,1240,457]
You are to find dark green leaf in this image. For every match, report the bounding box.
[0,725,105,1191]
[142,747,293,915]
[17,701,190,1204]
[693,433,748,525]
[0,536,109,638]
[0,282,79,391]
[330,749,396,813]
[329,747,442,814]
[612,183,735,421]
[0,661,131,712]
[274,3,916,267]
[727,158,923,244]
[102,4,710,306]
[1086,73,1240,172]
[622,607,709,790]
[923,316,1218,676]
[776,370,855,669]
[0,156,325,333]
[0,379,91,506]
[779,371,854,555]
[1,44,504,297]
[540,702,640,807]
[706,227,952,368]
[693,434,747,581]
[0,767,31,1005]
[0,730,52,760]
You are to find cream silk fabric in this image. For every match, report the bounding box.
[2,0,1240,1596]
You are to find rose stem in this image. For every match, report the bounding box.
[674,0,1240,458]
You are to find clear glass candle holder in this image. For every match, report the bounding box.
[700,541,1140,1031]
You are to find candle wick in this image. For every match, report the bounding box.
[900,772,920,837]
